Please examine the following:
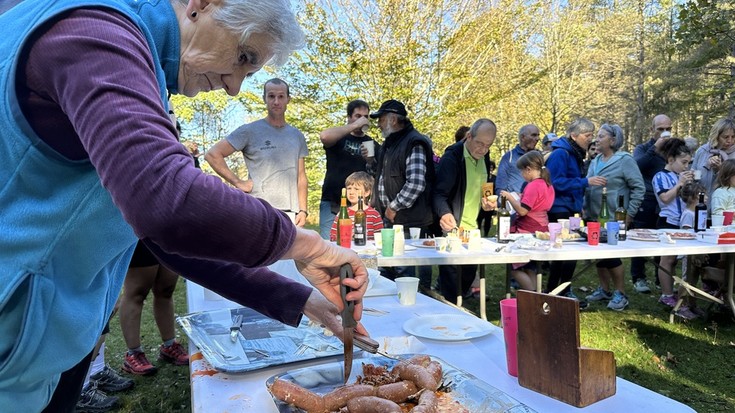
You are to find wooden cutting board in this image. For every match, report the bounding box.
[516,290,616,407]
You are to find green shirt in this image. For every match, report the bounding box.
[461,145,488,229]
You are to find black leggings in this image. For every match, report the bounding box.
[41,349,94,413]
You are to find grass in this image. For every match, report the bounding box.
[104,259,735,412]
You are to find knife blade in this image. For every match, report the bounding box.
[354,334,400,360]
[340,263,356,384]
[230,314,243,343]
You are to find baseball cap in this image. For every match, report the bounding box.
[542,133,558,145]
[369,99,408,118]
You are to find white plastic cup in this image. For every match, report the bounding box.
[693,169,702,180]
[362,141,375,157]
[395,277,419,305]
[409,227,421,240]
[711,214,725,227]
[373,231,382,249]
[660,131,672,139]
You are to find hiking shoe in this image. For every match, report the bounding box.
[675,306,699,320]
[159,341,189,366]
[76,383,119,413]
[122,351,157,376]
[90,364,134,393]
[564,289,588,310]
[586,287,612,302]
[607,291,629,311]
[658,294,678,308]
[633,279,651,293]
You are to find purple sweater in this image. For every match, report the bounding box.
[16,9,311,325]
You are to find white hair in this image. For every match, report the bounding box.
[176,0,304,66]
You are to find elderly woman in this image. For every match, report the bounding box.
[545,118,607,307]
[690,118,735,208]
[583,124,645,311]
[0,1,369,411]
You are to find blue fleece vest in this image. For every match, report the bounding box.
[0,0,178,410]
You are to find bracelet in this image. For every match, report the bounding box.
[297,209,308,217]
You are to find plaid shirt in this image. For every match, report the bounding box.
[377,145,428,211]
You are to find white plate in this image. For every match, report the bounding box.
[411,240,437,249]
[403,314,493,341]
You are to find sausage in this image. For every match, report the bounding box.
[425,361,443,386]
[391,355,431,374]
[394,364,439,391]
[323,384,377,411]
[346,395,402,413]
[410,390,438,413]
[376,380,418,403]
[268,378,325,413]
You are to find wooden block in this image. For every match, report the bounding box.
[516,290,616,407]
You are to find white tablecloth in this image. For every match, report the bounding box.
[186,277,695,412]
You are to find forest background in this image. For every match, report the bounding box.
[171,0,735,222]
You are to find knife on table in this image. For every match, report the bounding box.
[230,314,243,343]
[340,264,356,384]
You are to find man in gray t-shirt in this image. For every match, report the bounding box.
[206,78,309,226]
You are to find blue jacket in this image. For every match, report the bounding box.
[546,137,588,214]
[495,144,528,195]
[584,151,645,219]
[0,0,175,409]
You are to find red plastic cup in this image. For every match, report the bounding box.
[724,211,734,226]
[587,222,600,246]
[499,298,518,377]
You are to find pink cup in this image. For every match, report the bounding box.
[587,222,600,246]
[724,211,734,226]
[499,298,518,377]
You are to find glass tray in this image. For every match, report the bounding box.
[266,355,537,413]
[178,307,344,374]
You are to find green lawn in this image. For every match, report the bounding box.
[104,259,735,412]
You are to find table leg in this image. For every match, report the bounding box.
[505,265,511,299]
[480,264,487,321]
[727,253,735,317]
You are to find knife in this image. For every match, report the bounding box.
[340,263,356,384]
[354,334,400,359]
[230,314,243,343]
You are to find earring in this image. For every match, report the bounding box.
[191,11,197,18]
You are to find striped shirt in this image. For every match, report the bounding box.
[377,145,428,212]
[330,206,384,241]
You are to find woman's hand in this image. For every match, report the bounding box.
[709,154,722,170]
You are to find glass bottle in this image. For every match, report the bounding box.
[615,194,627,241]
[353,194,367,246]
[694,192,707,232]
[599,187,609,227]
[337,188,351,248]
[497,195,511,243]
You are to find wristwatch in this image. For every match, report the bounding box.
[297,209,309,217]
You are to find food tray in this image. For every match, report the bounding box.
[178,307,344,373]
[266,355,536,413]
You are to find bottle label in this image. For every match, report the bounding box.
[354,223,366,245]
[498,216,511,243]
[339,220,352,248]
[617,220,626,240]
[696,210,708,231]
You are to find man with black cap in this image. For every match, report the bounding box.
[365,99,435,290]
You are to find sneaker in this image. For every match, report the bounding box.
[159,341,189,366]
[564,289,589,310]
[122,351,157,376]
[607,291,629,311]
[586,287,612,302]
[658,294,678,308]
[76,383,119,413]
[90,364,134,393]
[675,306,699,320]
[633,279,651,293]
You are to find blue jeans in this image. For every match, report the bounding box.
[319,200,336,240]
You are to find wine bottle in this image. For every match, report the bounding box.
[599,187,609,227]
[337,188,352,247]
[353,194,367,246]
[694,192,707,232]
[615,194,627,241]
[497,195,511,243]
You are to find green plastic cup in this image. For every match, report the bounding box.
[381,228,395,257]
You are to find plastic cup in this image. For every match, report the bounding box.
[724,211,734,226]
[557,219,570,230]
[409,227,421,240]
[395,277,419,305]
[381,229,395,257]
[548,223,562,242]
[373,231,382,248]
[362,141,375,157]
[711,214,725,227]
[587,221,601,246]
[434,237,448,252]
[606,221,619,245]
[499,298,518,377]
[693,169,702,181]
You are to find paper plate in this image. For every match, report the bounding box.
[403,314,493,341]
